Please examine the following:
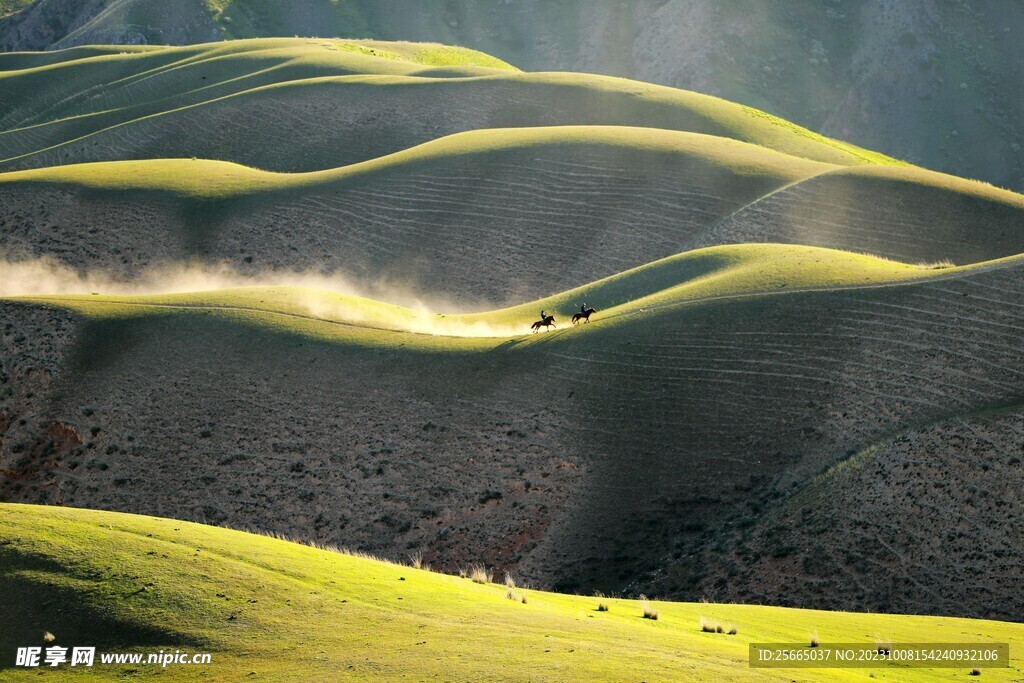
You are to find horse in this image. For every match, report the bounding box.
[531,315,556,333]
[572,307,597,325]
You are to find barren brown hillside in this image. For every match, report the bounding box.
[3,252,1024,618]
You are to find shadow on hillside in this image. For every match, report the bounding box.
[0,544,206,670]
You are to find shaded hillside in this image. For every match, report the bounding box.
[0,127,836,305]
[1,0,1021,189]
[1,129,1022,306]
[3,246,1024,617]
[652,405,1024,621]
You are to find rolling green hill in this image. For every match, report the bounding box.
[0,38,899,173]
[2,1,1020,191]
[0,126,841,304]
[3,38,1019,311]
[0,39,1019,306]
[0,125,1021,306]
[4,244,1024,619]
[0,38,514,133]
[3,503,1020,681]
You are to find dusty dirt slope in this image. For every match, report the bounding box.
[3,255,1024,619]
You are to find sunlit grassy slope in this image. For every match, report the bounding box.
[0,38,900,171]
[0,39,514,146]
[1,503,1019,682]
[0,36,515,83]
[15,244,1018,343]
[3,39,1022,297]
[0,126,833,199]
[2,120,1021,291]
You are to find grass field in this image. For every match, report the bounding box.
[1,503,1020,681]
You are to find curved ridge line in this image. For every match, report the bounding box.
[19,252,1024,340]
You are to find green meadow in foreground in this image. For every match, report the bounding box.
[1,503,1020,682]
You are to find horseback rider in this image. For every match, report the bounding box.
[580,303,588,314]
[540,309,547,321]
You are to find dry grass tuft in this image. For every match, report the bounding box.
[809,631,820,648]
[916,258,955,269]
[226,522,396,563]
[409,551,424,570]
[502,573,527,603]
[43,631,55,643]
[727,625,738,636]
[699,615,719,633]
[640,595,658,620]
[469,564,492,584]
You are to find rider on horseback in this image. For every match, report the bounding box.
[580,303,588,314]
[540,309,547,321]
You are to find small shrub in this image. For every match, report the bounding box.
[809,631,820,648]
[969,668,981,676]
[478,490,503,504]
[458,567,467,579]
[597,602,609,612]
[727,625,738,635]
[469,564,492,584]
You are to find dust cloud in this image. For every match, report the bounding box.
[0,256,550,338]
